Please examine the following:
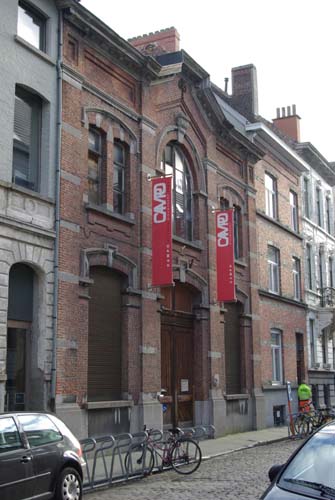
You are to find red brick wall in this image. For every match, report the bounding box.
[57,19,262,417]
[255,154,307,385]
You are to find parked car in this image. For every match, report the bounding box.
[0,412,84,500]
[261,421,335,499]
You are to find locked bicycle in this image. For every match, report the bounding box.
[292,403,335,438]
[124,426,202,475]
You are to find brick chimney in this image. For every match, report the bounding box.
[231,64,258,120]
[128,27,180,56]
[272,105,301,142]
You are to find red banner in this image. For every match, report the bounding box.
[216,209,236,302]
[152,177,173,286]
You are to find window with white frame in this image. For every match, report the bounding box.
[306,243,313,290]
[17,1,46,51]
[309,318,316,366]
[162,143,193,241]
[265,173,277,219]
[271,329,283,384]
[319,249,324,290]
[316,187,323,227]
[290,190,298,232]
[268,245,280,293]
[326,197,332,234]
[13,86,42,192]
[303,177,310,218]
[292,257,301,300]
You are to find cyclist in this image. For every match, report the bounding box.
[298,380,312,413]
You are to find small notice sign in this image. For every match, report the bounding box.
[181,379,189,393]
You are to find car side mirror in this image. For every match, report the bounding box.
[268,464,283,482]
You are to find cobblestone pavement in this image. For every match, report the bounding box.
[85,438,302,500]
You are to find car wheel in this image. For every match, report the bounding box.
[54,467,82,500]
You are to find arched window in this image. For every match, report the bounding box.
[162,143,193,241]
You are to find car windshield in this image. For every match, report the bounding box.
[279,425,335,498]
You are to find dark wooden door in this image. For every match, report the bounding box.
[161,316,194,428]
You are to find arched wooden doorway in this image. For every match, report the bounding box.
[160,282,197,428]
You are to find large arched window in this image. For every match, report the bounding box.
[162,143,193,241]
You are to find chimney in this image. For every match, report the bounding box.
[231,64,258,120]
[272,105,300,142]
[128,27,180,56]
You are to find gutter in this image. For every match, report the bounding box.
[246,122,309,173]
[50,8,63,412]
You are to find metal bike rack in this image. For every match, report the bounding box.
[91,435,115,487]
[80,425,215,492]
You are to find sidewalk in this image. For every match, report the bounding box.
[82,426,290,490]
[200,426,289,459]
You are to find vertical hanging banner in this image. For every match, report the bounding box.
[152,177,173,286]
[216,209,236,302]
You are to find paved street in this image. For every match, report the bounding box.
[85,438,301,500]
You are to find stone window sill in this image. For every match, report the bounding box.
[86,400,133,410]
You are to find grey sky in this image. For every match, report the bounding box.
[81,0,334,162]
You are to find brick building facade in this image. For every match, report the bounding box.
[56,2,264,437]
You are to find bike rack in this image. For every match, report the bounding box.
[80,425,215,491]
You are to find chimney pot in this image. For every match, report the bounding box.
[224,77,229,93]
[273,104,301,141]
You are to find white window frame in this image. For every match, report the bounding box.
[326,197,332,234]
[271,329,283,384]
[268,246,280,294]
[316,187,323,227]
[290,190,298,232]
[303,177,310,218]
[265,173,277,219]
[292,257,301,300]
[17,1,46,52]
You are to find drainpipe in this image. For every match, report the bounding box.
[50,7,63,413]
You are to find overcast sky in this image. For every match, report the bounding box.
[81,0,335,162]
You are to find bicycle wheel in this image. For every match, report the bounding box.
[124,444,155,475]
[171,438,202,475]
[294,414,310,438]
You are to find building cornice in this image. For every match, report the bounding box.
[256,210,304,241]
[246,122,308,175]
[258,289,308,309]
[63,3,161,81]
[295,142,335,186]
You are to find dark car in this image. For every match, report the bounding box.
[0,412,84,500]
[261,421,335,499]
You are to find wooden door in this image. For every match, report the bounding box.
[161,316,194,428]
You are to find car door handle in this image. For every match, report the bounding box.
[20,455,32,463]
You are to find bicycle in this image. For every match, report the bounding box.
[124,426,202,475]
[292,403,335,438]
